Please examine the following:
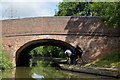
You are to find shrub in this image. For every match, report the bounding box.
[0,45,13,69]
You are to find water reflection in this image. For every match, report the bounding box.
[2,69,14,78]
[32,73,44,79]
[30,58,69,78]
[2,57,118,79]
[15,67,31,78]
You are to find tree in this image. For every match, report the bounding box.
[55,2,120,28]
[29,45,65,58]
[55,2,91,16]
[89,2,120,28]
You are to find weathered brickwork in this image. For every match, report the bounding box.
[1,16,120,65]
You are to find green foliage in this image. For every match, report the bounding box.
[55,2,90,16]
[29,45,65,58]
[85,51,120,68]
[89,2,120,28]
[2,69,13,78]
[1,54,13,69]
[0,45,13,69]
[55,2,120,28]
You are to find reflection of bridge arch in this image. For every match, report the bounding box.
[16,39,75,66]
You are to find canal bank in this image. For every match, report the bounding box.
[1,57,119,79]
[2,57,114,79]
[52,58,120,78]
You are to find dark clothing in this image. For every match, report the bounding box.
[74,45,83,64]
[75,45,83,58]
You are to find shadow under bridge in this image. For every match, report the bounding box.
[16,39,75,66]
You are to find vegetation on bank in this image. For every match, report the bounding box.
[0,45,13,70]
[85,51,120,68]
[29,45,65,58]
[0,53,13,69]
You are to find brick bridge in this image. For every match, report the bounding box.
[1,16,120,66]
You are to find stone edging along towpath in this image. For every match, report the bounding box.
[52,58,120,78]
[58,64,120,78]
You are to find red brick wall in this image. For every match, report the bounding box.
[2,17,120,65]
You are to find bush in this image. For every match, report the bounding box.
[0,53,13,69]
[0,46,13,69]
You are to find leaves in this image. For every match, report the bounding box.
[90,2,120,28]
[55,2,90,16]
[0,49,13,69]
[29,45,65,58]
[55,2,120,28]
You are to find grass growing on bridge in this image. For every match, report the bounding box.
[85,51,120,68]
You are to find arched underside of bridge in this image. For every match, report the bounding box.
[16,39,75,66]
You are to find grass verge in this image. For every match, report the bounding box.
[85,51,120,68]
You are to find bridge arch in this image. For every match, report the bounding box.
[16,39,75,66]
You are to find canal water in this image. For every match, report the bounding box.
[1,57,118,79]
